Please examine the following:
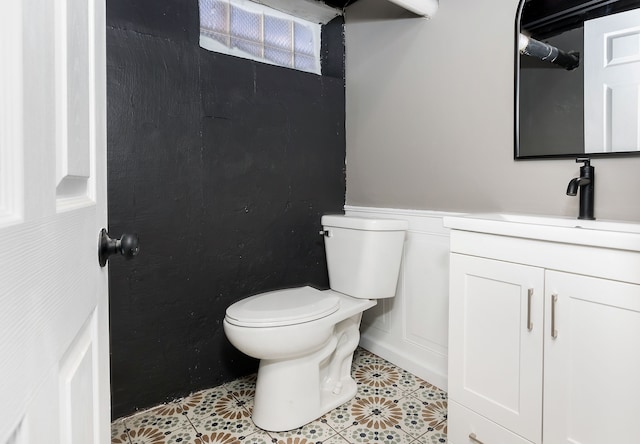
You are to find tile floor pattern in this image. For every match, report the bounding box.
[111,348,448,444]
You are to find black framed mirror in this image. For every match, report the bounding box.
[515,0,640,159]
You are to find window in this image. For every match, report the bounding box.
[199,0,322,74]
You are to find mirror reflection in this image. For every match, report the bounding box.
[516,0,640,158]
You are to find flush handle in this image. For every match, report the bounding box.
[98,229,139,267]
[469,433,485,444]
[319,229,332,237]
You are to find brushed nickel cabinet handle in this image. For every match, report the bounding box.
[469,432,485,444]
[551,293,558,339]
[527,288,533,331]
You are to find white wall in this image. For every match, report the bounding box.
[344,0,640,222]
[346,206,455,391]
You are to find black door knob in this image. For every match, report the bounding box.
[98,229,139,267]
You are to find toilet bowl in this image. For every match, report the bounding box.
[223,215,408,432]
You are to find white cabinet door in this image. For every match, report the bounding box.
[449,254,544,443]
[0,0,109,442]
[543,271,640,444]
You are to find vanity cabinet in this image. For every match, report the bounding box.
[445,218,640,444]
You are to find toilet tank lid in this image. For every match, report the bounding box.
[225,286,340,327]
[321,215,408,231]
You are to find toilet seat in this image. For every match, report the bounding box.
[225,286,340,328]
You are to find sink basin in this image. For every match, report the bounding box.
[472,213,640,233]
[443,213,640,251]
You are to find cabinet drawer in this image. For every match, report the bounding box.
[449,401,534,444]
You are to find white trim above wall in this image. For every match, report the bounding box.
[344,206,464,391]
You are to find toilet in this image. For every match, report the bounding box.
[223,214,408,432]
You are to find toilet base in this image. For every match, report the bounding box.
[251,314,363,432]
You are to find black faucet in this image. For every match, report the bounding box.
[566,157,595,220]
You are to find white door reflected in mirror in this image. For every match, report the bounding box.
[584,8,640,153]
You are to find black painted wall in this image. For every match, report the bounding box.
[106,0,346,419]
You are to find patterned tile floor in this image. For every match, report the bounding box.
[111,348,448,444]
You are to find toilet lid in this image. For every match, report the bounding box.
[225,286,340,327]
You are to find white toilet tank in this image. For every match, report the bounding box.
[321,215,408,300]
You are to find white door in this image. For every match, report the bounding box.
[584,8,640,153]
[543,271,640,443]
[0,1,109,443]
[448,254,544,443]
